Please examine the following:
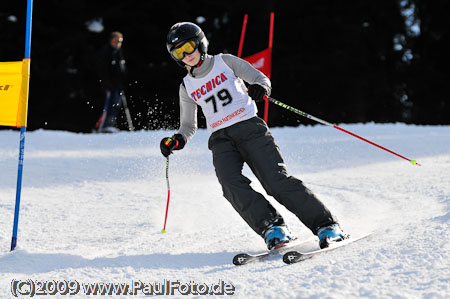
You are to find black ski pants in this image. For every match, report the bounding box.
[208,117,337,238]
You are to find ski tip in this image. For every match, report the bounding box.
[161,229,167,233]
[283,251,303,264]
[233,253,251,266]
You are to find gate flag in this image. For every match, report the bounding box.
[242,48,272,80]
[0,60,30,127]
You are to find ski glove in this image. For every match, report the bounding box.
[248,84,267,102]
[160,134,186,157]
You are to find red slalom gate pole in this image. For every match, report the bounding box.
[264,12,274,124]
[267,96,420,166]
[237,14,248,58]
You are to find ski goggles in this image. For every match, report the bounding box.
[170,40,198,61]
[111,37,123,43]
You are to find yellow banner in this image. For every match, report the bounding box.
[0,59,30,127]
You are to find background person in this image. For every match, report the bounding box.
[95,31,133,133]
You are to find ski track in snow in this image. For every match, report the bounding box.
[0,123,449,298]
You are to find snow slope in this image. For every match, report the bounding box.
[1,123,449,298]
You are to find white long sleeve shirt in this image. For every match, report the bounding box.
[177,53,271,143]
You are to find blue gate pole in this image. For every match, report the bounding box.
[11,0,33,251]
[11,127,27,251]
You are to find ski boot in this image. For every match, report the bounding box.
[317,223,348,249]
[264,225,293,250]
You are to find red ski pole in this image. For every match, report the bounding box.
[266,96,420,166]
[161,145,171,233]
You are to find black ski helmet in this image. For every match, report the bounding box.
[166,22,208,67]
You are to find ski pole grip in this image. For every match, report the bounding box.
[164,138,173,146]
[165,137,180,149]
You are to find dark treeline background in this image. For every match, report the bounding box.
[1,0,449,132]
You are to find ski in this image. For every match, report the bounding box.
[282,232,373,265]
[233,238,315,266]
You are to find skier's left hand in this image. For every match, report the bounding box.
[248,84,267,102]
[160,134,186,157]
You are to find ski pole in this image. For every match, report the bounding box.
[161,139,172,233]
[120,92,134,131]
[266,96,420,166]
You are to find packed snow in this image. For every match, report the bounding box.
[0,123,449,298]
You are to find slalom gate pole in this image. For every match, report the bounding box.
[161,156,171,233]
[266,96,420,166]
[237,14,248,58]
[11,127,26,251]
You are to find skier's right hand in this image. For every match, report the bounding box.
[160,134,185,157]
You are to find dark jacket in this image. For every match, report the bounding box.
[97,45,127,91]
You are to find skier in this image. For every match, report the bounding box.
[160,22,347,250]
